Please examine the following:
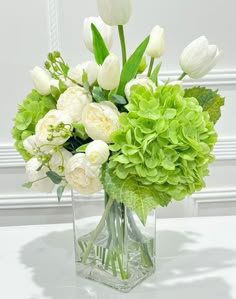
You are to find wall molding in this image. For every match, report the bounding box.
[47,0,60,51]
[160,69,236,87]
[191,188,236,216]
[1,137,236,168]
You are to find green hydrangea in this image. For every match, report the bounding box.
[102,85,217,224]
[12,90,56,160]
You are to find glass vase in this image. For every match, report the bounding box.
[72,190,156,292]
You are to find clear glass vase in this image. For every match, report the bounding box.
[72,190,156,292]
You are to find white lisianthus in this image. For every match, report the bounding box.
[97,0,132,26]
[57,86,92,123]
[35,110,72,145]
[23,135,38,155]
[68,61,99,86]
[82,101,120,143]
[25,158,54,193]
[85,140,110,165]
[65,153,102,194]
[49,148,72,174]
[97,53,120,90]
[179,36,222,79]
[30,66,51,95]
[83,16,113,53]
[146,25,165,58]
[125,76,156,99]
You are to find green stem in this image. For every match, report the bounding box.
[147,57,155,77]
[118,25,127,66]
[178,72,187,80]
[82,197,115,263]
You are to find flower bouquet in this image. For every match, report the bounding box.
[12,0,225,292]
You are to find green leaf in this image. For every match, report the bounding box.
[22,181,33,188]
[57,185,65,202]
[15,111,32,130]
[184,87,225,124]
[92,86,106,102]
[117,36,150,96]
[46,171,62,184]
[91,23,109,65]
[73,123,88,139]
[50,86,60,100]
[76,143,89,152]
[101,164,158,225]
[82,70,90,92]
[59,80,67,93]
[150,62,162,85]
[111,94,127,105]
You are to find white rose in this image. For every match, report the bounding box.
[85,140,110,165]
[65,153,102,194]
[125,76,156,99]
[25,158,54,193]
[97,53,120,90]
[179,36,222,79]
[68,61,99,86]
[83,16,113,53]
[35,110,72,145]
[30,66,51,95]
[82,101,120,143]
[57,86,92,122]
[146,25,165,58]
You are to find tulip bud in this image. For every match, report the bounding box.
[97,0,132,26]
[30,66,51,95]
[137,56,147,73]
[85,140,110,165]
[68,61,99,86]
[97,53,120,90]
[83,16,112,53]
[146,25,165,58]
[179,36,222,79]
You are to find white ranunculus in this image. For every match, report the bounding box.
[49,148,72,174]
[179,36,222,79]
[25,158,54,193]
[97,0,132,26]
[68,61,99,86]
[57,86,92,122]
[35,110,72,145]
[83,16,113,53]
[65,153,102,194]
[85,140,110,165]
[23,135,38,155]
[146,25,165,58]
[125,76,156,99]
[30,66,51,95]
[82,101,120,143]
[97,53,120,90]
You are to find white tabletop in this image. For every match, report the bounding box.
[0,216,236,299]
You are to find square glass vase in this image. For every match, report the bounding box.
[72,190,156,293]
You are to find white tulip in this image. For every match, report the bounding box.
[23,135,38,155]
[146,25,165,58]
[86,140,110,165]
[25,158,54,193]
[83,16,112,53]
[125,76,156,99]
[82,101,120,143]
[97,53,120,90]
[35,110,72,145]
[65,153,102,194]
[57,86,92,122]
[179,36,222,79]
[68,61,99,86]
[30,66,51,95]
[97,0,132,26]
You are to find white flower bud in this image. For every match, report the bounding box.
[30,66,51,95]
[146,25,165,58]
[85,140,110,165]
[97,53,120,90]
[179,36,222,79]
[68,61,99,86]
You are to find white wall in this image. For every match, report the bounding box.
[0,0,236,225]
